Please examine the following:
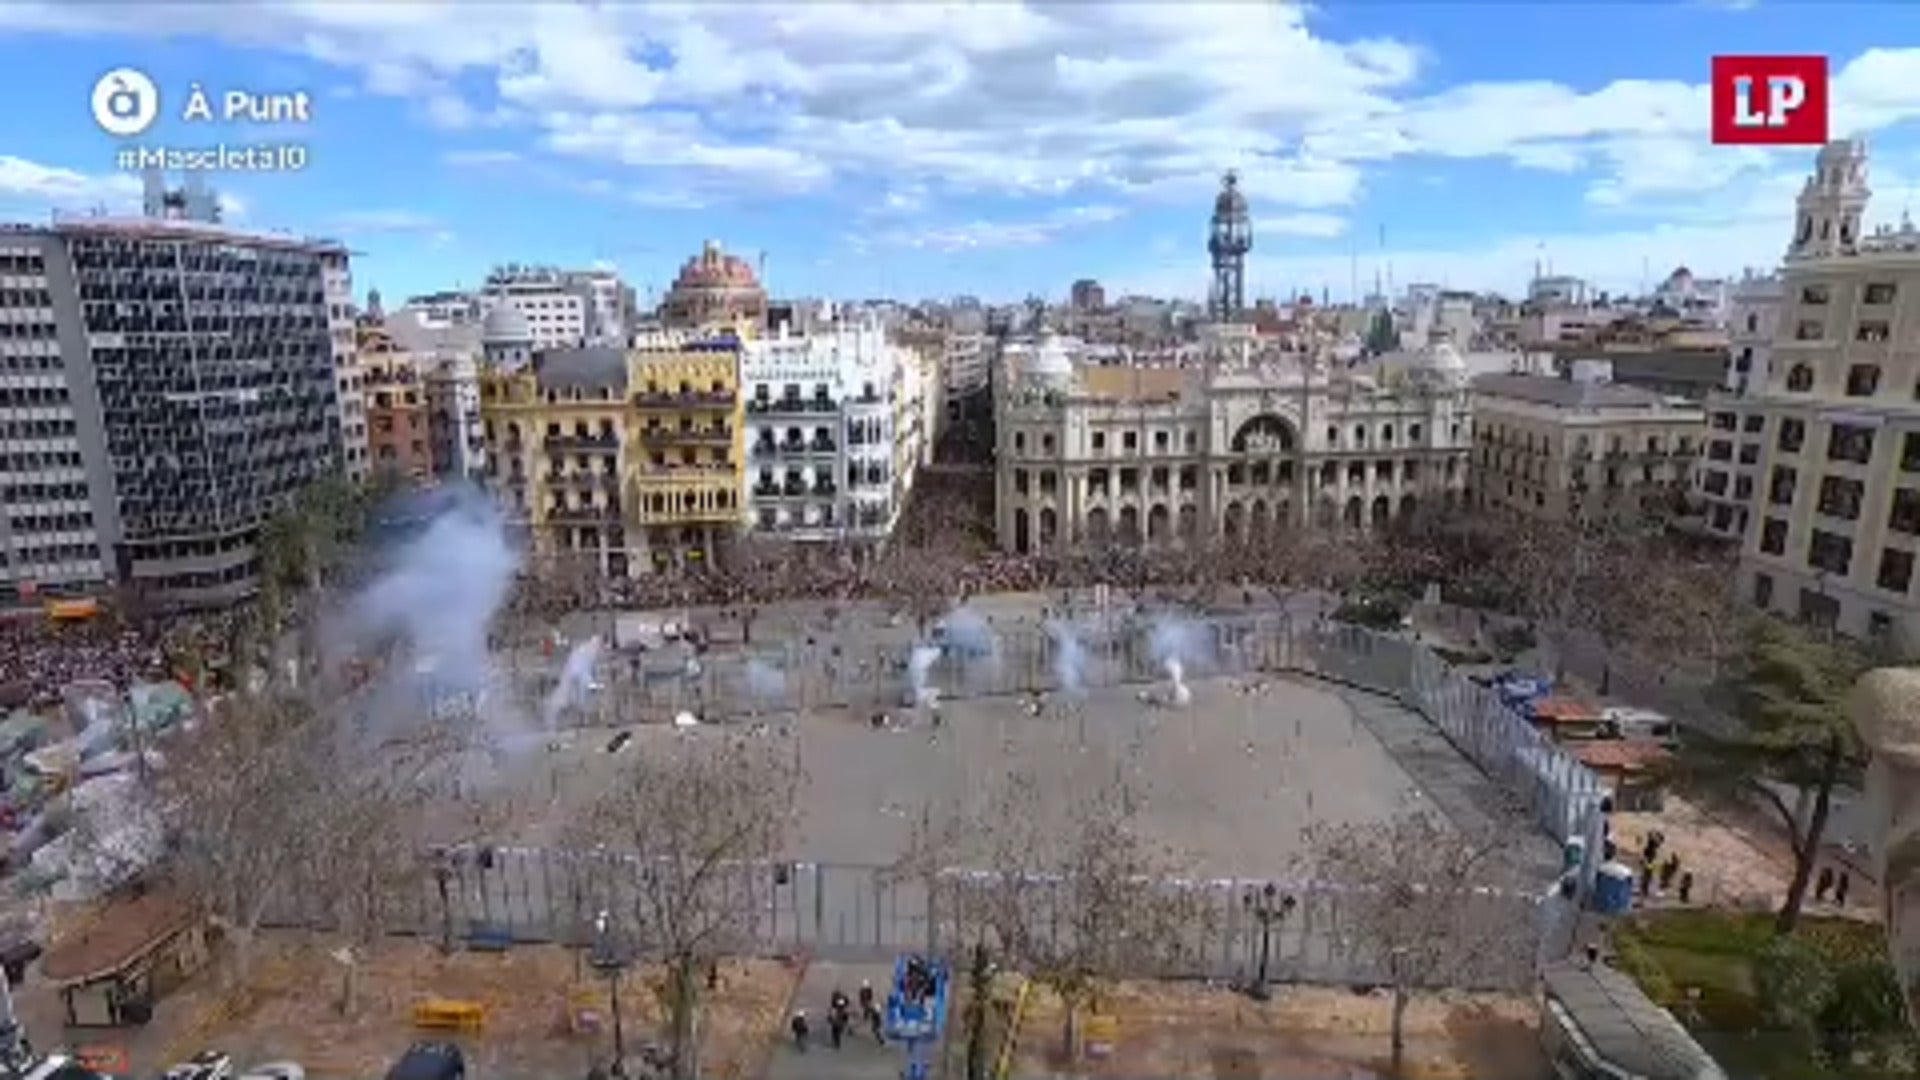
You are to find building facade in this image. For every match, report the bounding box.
[1726,271,1784,396]
[1469,374,1704,523]
[322,247,369,481]
[479,334,746,577]
[993,336,1471,553]
[358,325,435,482]
[1702,139,1920,642]
[741,321,922,545]
[479,265,606,352]
[0,219,347,606]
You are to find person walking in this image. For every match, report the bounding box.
[789,1009,810,1051]
[859,980,884,1044]
[828,989,851,1050]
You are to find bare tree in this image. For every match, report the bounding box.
[153,691,331,989]
[1307,806,1528,1078]
[566,731,802,1079]
[907,759,1214,1063]
[878,543,966,633]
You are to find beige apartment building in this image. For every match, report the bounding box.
[1470,374,1704,522]
[1700,139,1920,643]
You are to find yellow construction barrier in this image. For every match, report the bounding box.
[413,998,487,1033]
[993,978,1032,1080]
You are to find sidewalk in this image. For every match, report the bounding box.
[764,960,903,1080]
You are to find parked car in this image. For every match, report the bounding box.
[384,1043,465,1080]
[162,1051,233,1080]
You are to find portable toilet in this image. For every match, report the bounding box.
[1592,861,1635,914]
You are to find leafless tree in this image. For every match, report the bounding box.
[904,758,1214,1062]
[878,543,966,633]
[152,691,332,989]
[566,731,802,1079]
[1306,805,1528,1077]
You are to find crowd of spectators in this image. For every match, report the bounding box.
[0,617,165,705]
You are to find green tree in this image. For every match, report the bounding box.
[1669,620,1875,934]
[257,470,396,628]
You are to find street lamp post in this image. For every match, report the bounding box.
[1243,883,1296,1002]
[592,909,630,1078]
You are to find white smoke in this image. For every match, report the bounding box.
[742,658,789,706]
[907,645,942,707]
[543,636,603,727]
[323,484,522,745]
[1147,614,1211,709]
[1045,618,1093,697]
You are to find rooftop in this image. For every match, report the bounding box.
[1472,373,1696,413]
[533,346,627,392]
[40,887,198,987]
[7,214,348,255]
[1079,365,1192,402]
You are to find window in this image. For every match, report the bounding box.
[1786,363,1815,390]
[1738,443,1761,465]
[1856,321,1891,344]
[1014,469,1029,495]
[1880,548,1915,594]
[1703,471,1729,496]
[1800,283,1830,305]
[1754,572,1774,607]
[1041,433,1055,453]
[1154,431,1169,450]
[1711,412,1736,432]
[1761,518,1789,555]
[1123,432,1138,452]
[1708,440,1733,462]
[1778,418,1805,453]
[1865,282,1898,305]
[1091,431,1106,452]
[1848,365,1883,396]
[1892,488,1920,535]
[1904,432,1920,473]
[1742,414,1764,434]
[1013,431,1025,453]
[1827,423,1875,465]
[1817,475,1865,520]
[1769,466,1797,506]
[1808,529,1853,575]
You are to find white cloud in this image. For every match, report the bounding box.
[0,155,138,210]
[1258,213,1348,239]
[863,204,1125,252]
[329,209,444,233]
[7,4,1920,257]
[444,149,521,167]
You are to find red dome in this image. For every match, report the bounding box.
[675,241,762,290]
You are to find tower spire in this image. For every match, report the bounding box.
[1208,171,1251,322]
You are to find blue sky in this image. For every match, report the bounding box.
[2,2,1918,306]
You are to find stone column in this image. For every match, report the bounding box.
[1852,666,1920,1026]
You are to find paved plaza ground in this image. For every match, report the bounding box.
[506,672,1425,879]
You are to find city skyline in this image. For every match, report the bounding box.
[1,3,1917,303]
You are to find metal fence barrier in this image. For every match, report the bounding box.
[264,615,1597,994]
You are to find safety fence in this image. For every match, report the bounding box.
[259,849,1542,993]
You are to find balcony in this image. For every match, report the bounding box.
[547,501,622,522]
[631,390,734,409]
[639,426,733,446]
[633,461,736,482]
[748,396,836,415]
[546,470,616,489]
[544,432,620,451]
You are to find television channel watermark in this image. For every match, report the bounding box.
[91,67,312,174]
[1710,55,1829,147]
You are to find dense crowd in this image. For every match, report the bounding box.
[0,618,166,704]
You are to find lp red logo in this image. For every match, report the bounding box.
[1711,55,1830,146]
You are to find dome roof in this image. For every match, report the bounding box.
[674,241,762,290]
[1027,336,1074,381]
[1666,265,1694,284]
[481,301,532,344]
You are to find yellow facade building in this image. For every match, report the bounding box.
[478,334,747,577]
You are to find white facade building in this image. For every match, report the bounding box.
[320,248,369,481]
[1726,271,1784,396]
[994,334,1473,553]
[425,352,486,482]
[1699,138,1920,643]
[742,321,920,544]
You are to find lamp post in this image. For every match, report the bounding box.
[1243,883,1296,1001]
[592,909,630,1078]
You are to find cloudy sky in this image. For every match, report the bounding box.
[2,1,1918,305]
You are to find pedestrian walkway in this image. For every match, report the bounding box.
[765,959,904,1080]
